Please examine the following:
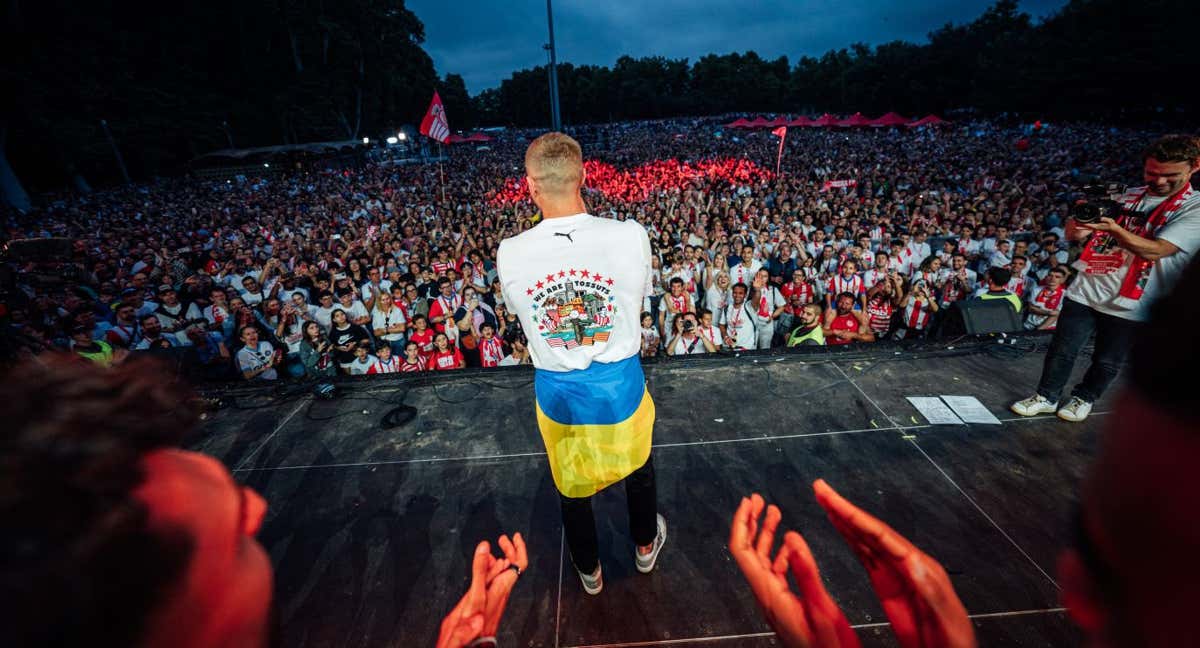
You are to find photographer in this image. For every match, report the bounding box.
[667,312,717,356]
[1013,135,1200,423]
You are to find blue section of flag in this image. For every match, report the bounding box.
[534,355,644,425]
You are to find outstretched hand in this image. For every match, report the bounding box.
[729,494,860,648]
[481,533,528,636]
[812,480,975,648]
[436,533,529,648]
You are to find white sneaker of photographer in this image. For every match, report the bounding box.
[1010,394,1057,417]
[576,564,602,595]
[1057,397,1093,422]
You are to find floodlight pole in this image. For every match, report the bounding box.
[99,119,131,185]
[545,0,562,132]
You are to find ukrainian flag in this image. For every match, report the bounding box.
[534,355,655,498]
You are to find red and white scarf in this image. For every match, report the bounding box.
[1076,185,1193,305]
[479,337,504,367]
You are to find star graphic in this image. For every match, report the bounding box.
[568,268,577,276]
[536,280,544,289]
[545,273,555,282]
[580,270,590,278]
[605,278,615,286]
[593,273,604,283]
[526,288,534,296]
[557,270,566,278]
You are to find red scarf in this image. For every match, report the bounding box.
[1077,185,1192,304]
[479,337,504,367]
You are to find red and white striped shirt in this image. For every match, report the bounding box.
[400,356,427,372]
[479,337,505,368]
[367,356,402,374]
[865,297,893,334]
[781,281,816,313]
[904,299,934,330]
[828,273,864,299]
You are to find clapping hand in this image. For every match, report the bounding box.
[436,533,528,648]
[729,494,860,648]
[813,480,975,648]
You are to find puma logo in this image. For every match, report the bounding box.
[554,230,576,243]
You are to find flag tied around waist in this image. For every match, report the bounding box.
[533,355,655,498]
[420,91,450,143]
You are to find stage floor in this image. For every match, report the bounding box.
[195,337,1108,647]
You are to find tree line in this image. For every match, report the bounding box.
[1,0,1193,194]
[468,0,1195,128]
[2,0,467,192]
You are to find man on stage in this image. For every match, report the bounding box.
[1012,134,1200,422]
[497,132,666,595]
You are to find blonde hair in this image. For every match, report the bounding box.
[525,132,583,196]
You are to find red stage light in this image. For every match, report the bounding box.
[489,158,773,206]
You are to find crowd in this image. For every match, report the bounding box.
[4,253,1198,648]
[1,117,1153,380]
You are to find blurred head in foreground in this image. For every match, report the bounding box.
[0,356,275,648]
[1060,257,1200,647]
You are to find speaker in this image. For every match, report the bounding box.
[933,299,1023,338]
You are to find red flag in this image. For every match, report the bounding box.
[419,91,450,143]
[772,126,787,175]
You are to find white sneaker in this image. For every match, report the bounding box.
[1010,394,1058,417]
[635,514,667,574]
[1057,397,1093,422]
[577,564,603,595]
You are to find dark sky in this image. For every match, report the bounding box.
[410,0,1067,94]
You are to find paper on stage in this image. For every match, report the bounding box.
[939,395,1002,425]
[907,397,964,425]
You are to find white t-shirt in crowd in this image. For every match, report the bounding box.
[498,213,651,372]
[314,305,336,331]
[236,341,277,380]
[372,305,407,341]
[360,280,394,303]
[1067,188,1200,322]
[705,286,730,325]
[338,300,370,323]
[722,300,757,349]
[729,261,762,287]
[670,334,708,355]
[349,355,377,375]
[278,286,309,304]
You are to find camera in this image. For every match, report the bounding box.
[1070,184,1125,224]
[682,319,696,332]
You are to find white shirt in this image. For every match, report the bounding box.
[360,280,394,303]
[907,241,932,263]
[236,341,277,380]
[338,300,370,323]
[349,355,377,375]
[497,213,650,372]
[722,300,757,349]
[314,305,336,331]
[372,305,407,341]
[1068,189,1200,321]
[670,334,708,355]
[705,286,730,325]
[729,261,762,287]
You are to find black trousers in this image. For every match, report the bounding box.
[559,454,658,575]
[1036,298,1141,404]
